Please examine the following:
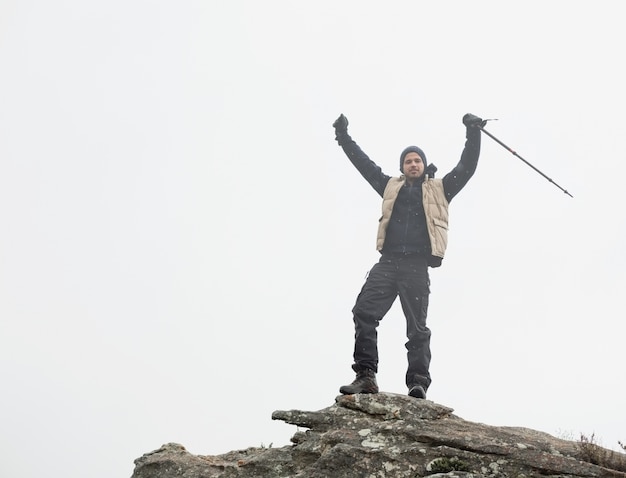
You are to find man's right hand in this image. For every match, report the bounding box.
[333,114,349,133]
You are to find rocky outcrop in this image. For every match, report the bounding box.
[131,392,626,478]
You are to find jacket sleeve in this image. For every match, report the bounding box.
[442,126,481,202]
[336,133,391,197]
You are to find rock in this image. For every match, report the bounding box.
[131,393,626,478]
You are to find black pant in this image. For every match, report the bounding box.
[351,253,432,390]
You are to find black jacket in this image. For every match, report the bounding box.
[336,127,481,255]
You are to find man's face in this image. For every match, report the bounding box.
[402,152,424,180]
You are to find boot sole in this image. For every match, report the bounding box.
[408,386,426,399]
[339,387,379,395]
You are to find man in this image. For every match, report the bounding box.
[333,112,485,399]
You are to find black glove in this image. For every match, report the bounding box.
[462,113,486,128]
[333,114,349,134]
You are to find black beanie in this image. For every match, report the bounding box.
[399,145,427,173]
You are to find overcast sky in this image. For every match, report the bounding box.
[1,2,625,477]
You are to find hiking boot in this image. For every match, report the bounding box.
[408,384,426,399]
[339,368,378,394]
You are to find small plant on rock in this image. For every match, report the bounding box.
[578,433,626,472]
[428,457,471,474]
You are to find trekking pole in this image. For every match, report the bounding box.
[478,124,574,198]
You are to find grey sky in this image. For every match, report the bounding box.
[1,2,624,477]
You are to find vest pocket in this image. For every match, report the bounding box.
[432,217,448,230]
[430,217,448,259]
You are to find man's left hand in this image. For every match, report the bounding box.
[463,113,486,128]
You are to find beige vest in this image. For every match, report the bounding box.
[376,177,450,265]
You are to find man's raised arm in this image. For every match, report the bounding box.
[442,113,485,202]
[333,114,390,197]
